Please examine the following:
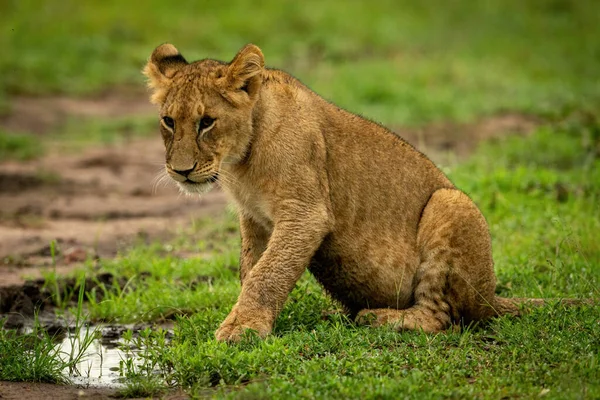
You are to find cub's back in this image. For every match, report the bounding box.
[316,98,454,236]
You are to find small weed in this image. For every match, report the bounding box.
[118,327,171,397]
[62,279,99,377]
[42,243,76,311]
[0,317,68,383]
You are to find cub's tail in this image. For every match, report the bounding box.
[492,296,596,317]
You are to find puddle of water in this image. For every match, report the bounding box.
[55,324,172,388]
[56,325,129,387]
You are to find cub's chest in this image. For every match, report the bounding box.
[224,181,274,230]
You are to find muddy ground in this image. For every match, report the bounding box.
[0,91,537,398]
[0,381,190,400]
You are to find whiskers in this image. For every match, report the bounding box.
[215,168,240,190]
[151,166,174,194]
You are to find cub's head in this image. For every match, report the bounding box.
[143,43,264,194]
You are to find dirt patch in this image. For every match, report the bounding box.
[0,381,119,400]
[0,136,227,286]
[0,172,51,193]
[1,90,155,135]
[396,113,539,164]
[0,381,190,400]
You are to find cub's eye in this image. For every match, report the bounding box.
[198,116,215,132]
[162,116,175,129]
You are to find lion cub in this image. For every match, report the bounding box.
[144,43,525,342]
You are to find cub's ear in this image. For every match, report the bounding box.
[225,44,264,98]
[143,44,187,104]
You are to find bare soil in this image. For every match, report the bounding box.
[396,113,539,162]
[0,381,190,400]
[0,89,155,135]
[0,381,119,400]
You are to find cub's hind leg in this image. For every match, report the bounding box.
[355,240,453,333]
[356,188,497,332]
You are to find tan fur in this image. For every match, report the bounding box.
[143,44,587,342]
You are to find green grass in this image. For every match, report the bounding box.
[1,1,599,125]
[450,118,600,299]
[123,306,598,399]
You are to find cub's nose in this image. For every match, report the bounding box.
[172,163,197,178]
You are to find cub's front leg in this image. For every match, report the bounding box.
[238,215,270,285]
[216,201,331,342]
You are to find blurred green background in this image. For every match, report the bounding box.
[1,0,599,125]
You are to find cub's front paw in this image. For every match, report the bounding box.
[215,306,272,343]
